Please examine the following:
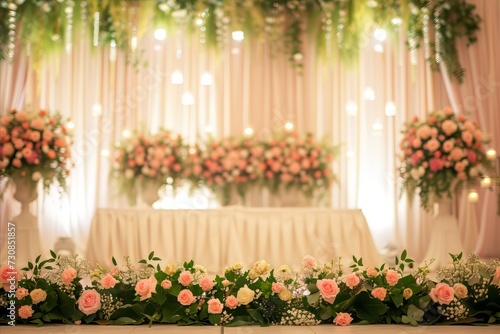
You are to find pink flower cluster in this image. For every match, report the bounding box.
[113,130,184,187]
[399,107,489,209]
[0,109,72,185]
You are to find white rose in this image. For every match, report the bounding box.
[410,168,420,180]
[240,150,249,158]
[278,289,293,301]
[453,283,468,299]
[264,151,273,159]
[15,152,22,159]
[31,171,42,181]
[293,53,303,62]
[245,166,255,174]
[236,285,255,305]
[165,147,172,155]
[232,169,241,176]
[298,148,307,156]
[468,167,478,177]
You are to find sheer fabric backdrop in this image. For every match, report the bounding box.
[1,2,498,260]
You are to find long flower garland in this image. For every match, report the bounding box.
[1,251,499,326]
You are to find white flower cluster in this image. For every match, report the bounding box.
[437,254,497,286]
[100,293,124,320]
[470,277,489,302]
[437,297,468,321]
[219,310,234,325]
[45,254,90,285]
[278,307,321,326]
[0,294,8,308]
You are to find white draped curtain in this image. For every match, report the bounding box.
[1,2,498,261]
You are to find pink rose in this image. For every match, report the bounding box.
[177,289,195,306]
[461,131,473,146]
[454,162,465,172]
[467,150,477,163]
[429,158,444,172]
[77,289,101,315]
[0,115,10,126]
[385,270,399,286]
[200,277,215,291]
[333,312,353,326]
[161,279,172,289]
[371,287,387,301]
[289,162,301,174]
[410,153,420,165]
[316,279,340,304]
[110,267,120,277]
[207,298,224,314]
[42,130,54,142]
[101,274,117,289]
[178,271,194,286]
[0,265,21,291]
[412,138,422,148]
[366,268,378,278]
[493,267,500,285]
[15,112,28,122]
[442,140,454,152]
[135,275,157,301]
[225,295,239,309]
[302,255,318,269]
[12,158,22,168]
[473,129,483,142]
[429,283,454,305]
[61,267,77,286]
[272,282,285,293]
[16,287,29,300]
[416,125,431,139]
[18,305,34,319]
[2,143,14,156]
[345,273,360,289]
[441,120,457,136]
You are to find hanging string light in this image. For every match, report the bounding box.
[93,11,100,46]
[434,5,443,64]
[422,6,430,61]
[80,1,88,37]
[7,1,18,61]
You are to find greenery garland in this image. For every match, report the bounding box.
[0,0,481,82]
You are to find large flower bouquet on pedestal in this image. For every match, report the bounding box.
[0,109,72,193]
[399,107,490,210]
[112,130,186,205]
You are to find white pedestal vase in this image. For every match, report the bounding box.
[421,197,464,271]
[10,176,42,269]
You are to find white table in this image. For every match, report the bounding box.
[87,207,382,274]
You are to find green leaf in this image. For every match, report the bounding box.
[395,256,399,265]
[109,317,142,325]
[391,293,404,307]
[488,316,496,324]
[138,259,147,264]
[35,254,41,264]
[401,250,407,261]
[110,304,145,324]
[50,250,57,258]
[56,290,79,321]
[352,291,388,323]
[319,306,333,320]
[419,295,432,309]
[209,314,222,325]
[152,257,161,261]
[28,262,34,270]
[148,251,154,260]
[306,292,320,306]
[247,309,265,325]
[112,257,117,266]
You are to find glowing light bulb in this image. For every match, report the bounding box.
[385,101,396,116]
[232,30,244,42]
[374,43,384,53]
[363,87,376,101]
[154,28,167,41]
[200,72,213,86]
[374,28,387,42]
[67,121,75,129]
[122,129,131,138]
[481,177,492,188]
[92,103,102,116]
[101,149,110,157]
[346,102,358,116]
[244,127,254,136]
[468,190,479,203]
[285,122,294,131]
[205,125,213,133]
[171,70,184,85]
[486,149,497,160]
[182,92,194,106]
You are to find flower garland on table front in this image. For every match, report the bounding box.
[0,109,72,195]
[1,251,500,326]
[112,129,186,200]
[399,107,490,210]
[260,132,335,201]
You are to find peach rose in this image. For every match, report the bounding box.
[207,298,224,314]
[417,125,431,139]
[403,288,413,299]
[366,268,378,278]
[62,267,77,286]
[178,271,194,286]
[272,282,285,293]
[15,112,28,122]
[110,266,120,277]
[77,289,101,315]
[333,312,353,326]
[316,279,340,304]
[30,288,47,304]
[494,267,500,285]
[429,283,454,305]
[135,275,157,301]
[371,287,387,301]
[225,295,239,309]
[237,285,255,305]
[200,277,215,292]
[442,139,454,152]
[450,147,464,161]
[425,138,441,152]
[345,273,360,289]
[101,274,117,289]
[177,289,195,306]
[441,120,458,136]
[302,255,318,270]
[161,279,172,289]
[278,288,293,301]
[16,287,29,300]
[385,270,399,286]
[18,305,34,319]
[2,143,14,156]
[30,118,45,130]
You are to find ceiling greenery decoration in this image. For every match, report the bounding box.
[0,0,481,82]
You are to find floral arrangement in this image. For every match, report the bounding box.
[1,250,500,327]
[260,132,335,200]
[0,109,72,194]
[399,107,490,210]
[185,137,263,205]
[112,129,186,198]
[0,0,481,81]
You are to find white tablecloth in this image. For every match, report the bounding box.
[87,207,382,273]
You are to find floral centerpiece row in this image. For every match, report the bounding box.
[399,107,490,210]
[0,109,72,193]
[1,251,499,327]
[112,131,335,205]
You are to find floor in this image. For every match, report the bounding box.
[0,325,499,333]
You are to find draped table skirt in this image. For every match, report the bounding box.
[87,207,382,274]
